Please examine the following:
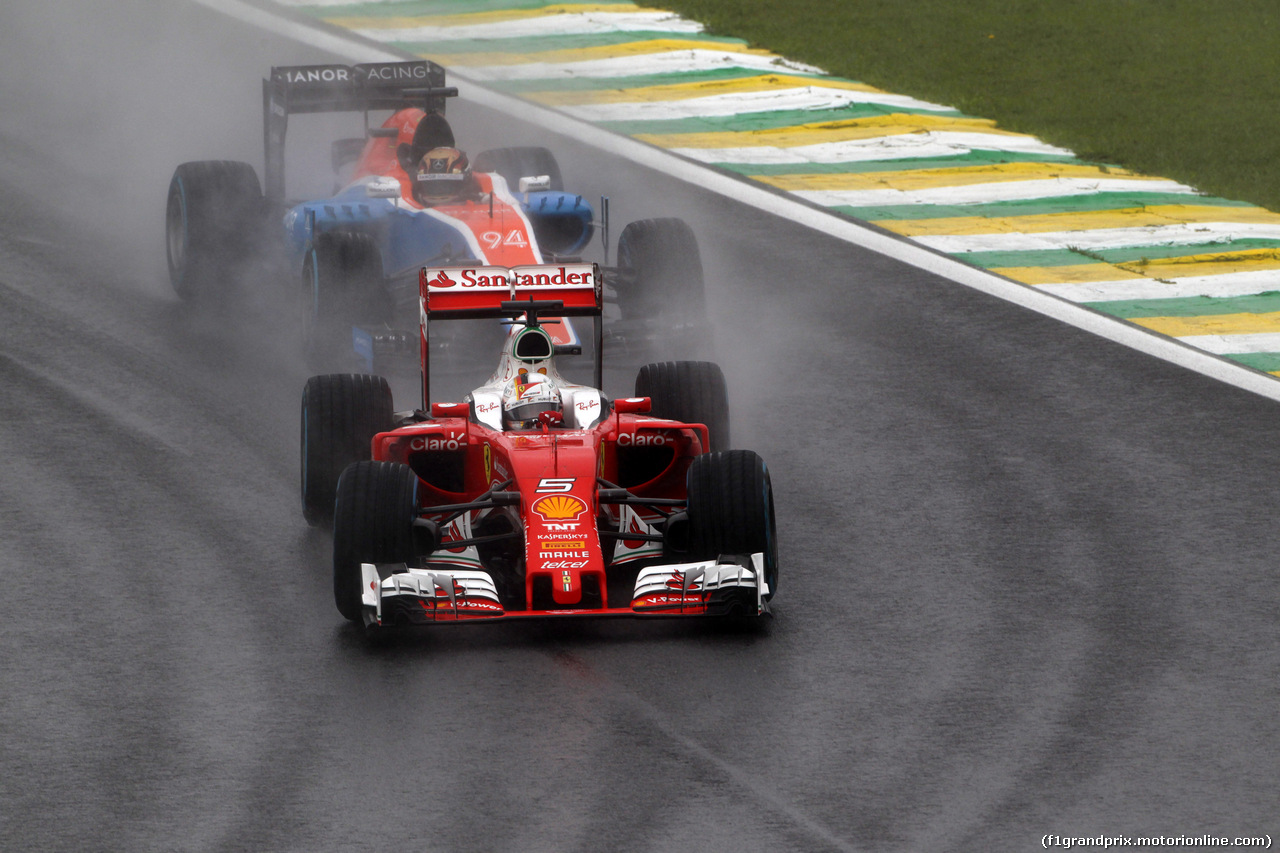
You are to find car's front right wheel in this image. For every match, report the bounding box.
[332,461,419,622]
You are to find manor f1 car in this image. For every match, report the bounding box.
[300,261,777,628]
[165,60,706,365]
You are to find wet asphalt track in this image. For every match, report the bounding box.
[0,2,1277,851]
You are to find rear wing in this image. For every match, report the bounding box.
[262,60,457,202]
[418,263,603,406]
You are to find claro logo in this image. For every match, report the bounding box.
[618,431,670,447]
[409,436,462,451]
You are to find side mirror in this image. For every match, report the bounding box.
[613,397,651,414]
[430,402,468,418]
[518,175,552,193]
[365,176,402,198]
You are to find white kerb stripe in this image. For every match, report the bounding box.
[560,86,956,122]
[357,12,704,43]
[1036,270,1280,303]
[918,223,1280,254]
[453,49,825,81]
[795,178,1195,208]
[672,132,1077,164]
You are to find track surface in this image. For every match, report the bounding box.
[1,3,1276,850]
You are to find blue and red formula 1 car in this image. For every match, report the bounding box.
[300,260,777,630]
[165,60,705,367]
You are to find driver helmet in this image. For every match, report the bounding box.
[502,372,561,429]
[413,146,470,204]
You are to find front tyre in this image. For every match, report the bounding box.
[635,360,729,453]
[301,374,394,527]
[685,450,778,600]
[332,461,420,622]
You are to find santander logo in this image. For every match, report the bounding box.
[428,270,457,288]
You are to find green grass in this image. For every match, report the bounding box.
[647,0,1280,211]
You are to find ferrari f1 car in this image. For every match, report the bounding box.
[300,261,777,628]
[165,60,705,365]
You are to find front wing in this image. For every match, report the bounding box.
[360,554,769,628]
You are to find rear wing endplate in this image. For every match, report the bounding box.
[418,263,603,406]
[262,60,456,202]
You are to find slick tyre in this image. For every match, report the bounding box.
[686,450,779,601]
[301,374,394,527]
[635,360,730,453]
[472,146,563,192]
[302,231,384,367]
[332,461,419,622]
[165,161,263,302]
[615,217,706,321]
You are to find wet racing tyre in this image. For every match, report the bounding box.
[302,230,385,368]
[686,450,778,601]
[301,373,394,527]
[635,360,729,453]
[615,217,706,321]
[472,146,563,192]
[165,160,263,302]
[332,461,420,622]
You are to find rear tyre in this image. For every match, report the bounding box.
[332,461,419,622]
[165,161,262,302]
[301,374,394,527]
[302,231,384,367]
[635,361,729,453]
[472,147,563,192]
[615,217,705,321]
[686,450,778,600]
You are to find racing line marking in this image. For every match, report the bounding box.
[194,0,1280,408]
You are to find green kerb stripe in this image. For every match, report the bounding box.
[958,239,1280,269]
[1226,352,1280,372]
[834,191,1248,222]
[1085,291,1280,319]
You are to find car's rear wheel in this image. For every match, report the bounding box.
[301,374,394,527]
[302,231,384,367]
[615,217,706,321]
[332,461,419,622]
[165,160,262,302]
[472,146,563,192]
[685,450,778,600]
[635,360,729,453]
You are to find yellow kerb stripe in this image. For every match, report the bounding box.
[530,74,879,106]
[992,264,1147,285]
[440,38,772,68]
[757,162,1148,193]
[638,114,1002,149]
[327,4,640,30]
[880,204,1280,237]
[1120,248,1280,278]
[1134,311,1280,337]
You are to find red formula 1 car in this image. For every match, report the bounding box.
[301,262,777,629]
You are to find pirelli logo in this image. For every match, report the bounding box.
[542,540,586,550]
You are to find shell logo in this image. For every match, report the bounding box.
[532,494,587,521]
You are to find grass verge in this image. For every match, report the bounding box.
[648,0,1280,211]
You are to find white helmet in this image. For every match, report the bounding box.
[502,372,561,429]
